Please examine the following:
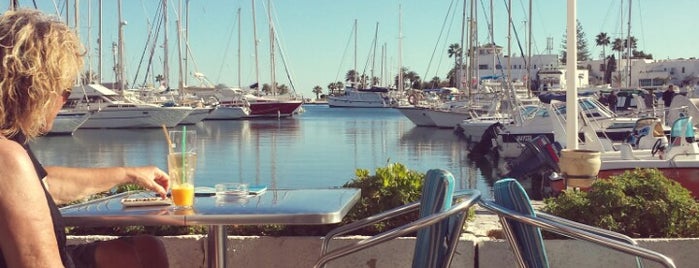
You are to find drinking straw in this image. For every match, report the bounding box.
[162,124,173,154]
[181,126,187,183]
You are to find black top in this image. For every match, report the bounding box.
[0,134,71,267]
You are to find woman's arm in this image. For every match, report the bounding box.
[44,166,170,205]
[0,141,63,267]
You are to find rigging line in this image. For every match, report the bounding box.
[478,0,494,46]
[423,0,458,81]
[269,1,298,94]
[502,0,527,68]
[132,3,164,88]
[215,9,240,83]
[361,23,378,83]
[264,0,298,94]
[140,13,164,88]
[335,22,356,84]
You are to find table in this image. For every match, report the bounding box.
[60,188,361,268]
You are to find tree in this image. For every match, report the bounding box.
[345,69,358,85]
[560,20,591,64]
[327,82,337,95]
[405,71,420,89]
[595,32,610,60]
[430,76,441,88]
[447,43,462,71]
[312,85,323,100]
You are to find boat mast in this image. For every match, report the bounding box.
[267,0,276,95]
[117,0,126,92]
[353,19,357,87]
[163,0,170,89]
[397,5,403,93]
[251,0,260,90]
[98,0,103,84]
[371,22,378,86]
[626,0,632,88]
[184,0,190,86]
[176,0,185,93]
[237,7,242,88]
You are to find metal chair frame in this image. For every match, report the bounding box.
[314,189,481,268]
[479,199,676,268]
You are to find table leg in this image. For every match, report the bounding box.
[207,225,227,268]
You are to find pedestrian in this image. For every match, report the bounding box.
[662,85,676,108]
[0,9,169,267]
[607,91,619,113]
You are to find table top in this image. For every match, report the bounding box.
[60,188,361,227]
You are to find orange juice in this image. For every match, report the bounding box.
[171,184,194,208]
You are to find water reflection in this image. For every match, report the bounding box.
[31,106,495,198]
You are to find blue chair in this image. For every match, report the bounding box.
[479,178,675,268]
[314,169,481,268]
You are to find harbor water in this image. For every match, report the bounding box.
[32,105,496,198]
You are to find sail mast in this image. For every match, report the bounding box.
[397,5,403,93]
[251,0,260,90]
[267,0,276,95]
[163,0,169,89]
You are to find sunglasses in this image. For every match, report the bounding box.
[61,88,72,102]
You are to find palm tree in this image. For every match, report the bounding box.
[430,76,441,88]
[327,82,336,95]
[595,32,610,60]
[345,69,358,86]
[312,85,323,100]
[405,71,420,89]
[447,43,462,70]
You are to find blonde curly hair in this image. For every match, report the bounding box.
[0,9,84,140]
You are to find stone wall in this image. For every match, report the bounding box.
[68,235,698,267]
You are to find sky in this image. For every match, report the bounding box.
[11,0,699,98]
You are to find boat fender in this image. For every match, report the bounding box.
[408,93,419,105]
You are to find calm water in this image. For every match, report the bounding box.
[32,105,496,198]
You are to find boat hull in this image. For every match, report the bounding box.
[395,106,436,127]
[205,106,249,120]
[47,110,93,135]
[246,101,303,118]
[81,106,191,128]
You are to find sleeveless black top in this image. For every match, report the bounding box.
[0,134,71,267]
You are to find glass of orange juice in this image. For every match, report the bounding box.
[167,130,197,209]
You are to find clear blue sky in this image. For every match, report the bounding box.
[12,0,699,98]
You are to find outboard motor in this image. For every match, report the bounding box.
[505,135,561,179]
[468,122,504,159]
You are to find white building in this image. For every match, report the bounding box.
[581,57,699,92]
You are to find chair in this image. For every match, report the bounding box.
[314,169,481,268]
[479,178,676,268]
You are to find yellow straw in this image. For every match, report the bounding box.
[162,124,174,154]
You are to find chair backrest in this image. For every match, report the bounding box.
[493,178,549,268]
[411,169,456,268]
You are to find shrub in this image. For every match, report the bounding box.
[543,168,699,238]
[340,163,426,234]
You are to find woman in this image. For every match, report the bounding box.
[0,9,169,267]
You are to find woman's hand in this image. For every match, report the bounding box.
[126,166,170,198]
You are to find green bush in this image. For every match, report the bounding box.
[543,168,699,238]
[340,163,426,234]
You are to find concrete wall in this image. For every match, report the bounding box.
[68,235,698,267]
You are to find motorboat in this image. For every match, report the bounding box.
[66,84,192,129]
[47,109,93,135]
[491,97,657,158]
[327,86,394,108]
